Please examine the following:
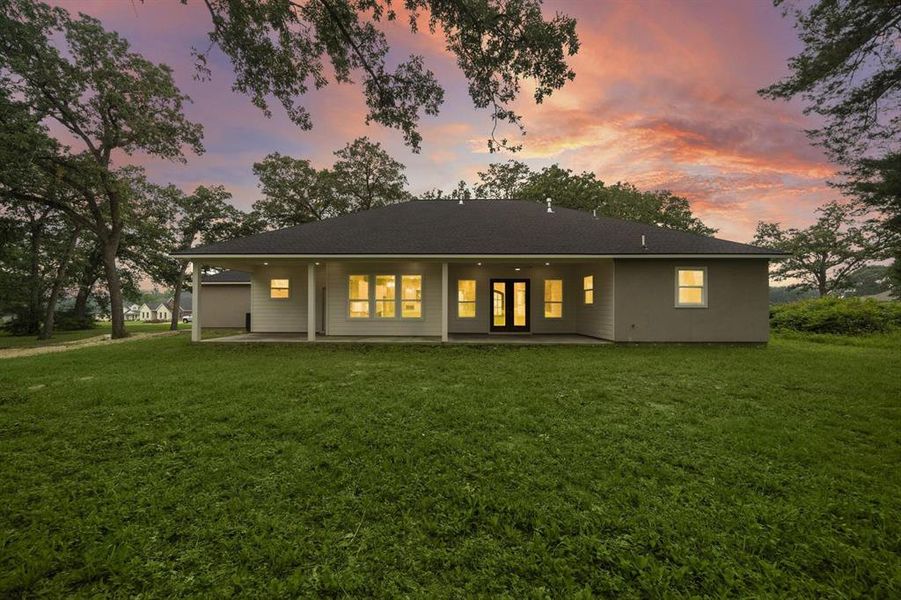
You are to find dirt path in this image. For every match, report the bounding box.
[0,331,182,360]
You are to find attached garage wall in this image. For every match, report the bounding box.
[200,284,250,328]
[613,258,770,342]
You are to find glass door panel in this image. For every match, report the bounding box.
[513,282,527,327]
[490,279,529,332]
[492,282,506,327]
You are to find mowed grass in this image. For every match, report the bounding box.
[0,322,190,349]
[0,335,899,597]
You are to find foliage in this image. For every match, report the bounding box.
[754,201,897,296]
[332,137,411,211]
[0,335,899,595]
[252,137,410,228]
[424,161,716,235]
[0,0,204,338]
[759,0,900,162]
[50,309,95,332]
[195,0,579,151]
[770,296,901,335]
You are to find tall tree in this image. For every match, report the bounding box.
[195,0,579,151]
[0,0,204,338]
[252,153,343,227]
[753,201,898,297]
[154,185,242,331]
[332,137,410,211]
[761,0,901,291]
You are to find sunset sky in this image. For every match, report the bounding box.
[59,0,836,242]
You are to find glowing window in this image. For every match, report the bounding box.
[544,279,563,318]
[457,280,476,318]
[270,278,290,299]
[375,275,396,318]
[676,268,707,307]
[401,275,422,318]
[348,275,369,318]
[583,275,594,304]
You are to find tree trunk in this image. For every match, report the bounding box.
[74,247,103,320]
[169,260,189,331]
[102,237,127,339]
[39,226,81,340]
[27,222,43,335]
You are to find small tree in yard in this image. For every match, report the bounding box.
[0,0,204,338]
[753,201,898,297]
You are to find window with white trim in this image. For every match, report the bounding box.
[676,268,707,307]
[349,275,369,318]
[401,275,422,318]
[457,280,476,318]
[375,275,396,318]
[544,279,563,318]
[270,279,290,299]
[583,275,594,304]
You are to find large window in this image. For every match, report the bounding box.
[676,268,707,307]
[375,275,396,318]
[544,279,563,318]
[401,275,422,318]
[270,278,290,299]
[457,280,476,318]
[583,275,594,304]
[349,274,422,319]
[349,275,370,318]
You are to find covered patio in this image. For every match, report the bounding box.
[203,332,611,345]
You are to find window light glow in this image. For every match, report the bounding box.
[401,275,422,318]
[583,275,594,305]
[270,278,289,299]
[349,275,369,318]
[544,279,563,318]
[375,275,396,318]
[676,268,706,307]
[457,279,476,318]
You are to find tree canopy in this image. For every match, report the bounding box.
[423,161,716,236]
[0,0,204,337]
[195,0,579,151]
[753,201,898,297]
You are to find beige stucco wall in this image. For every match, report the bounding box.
[200,284,251,328]
[613,258,770,342]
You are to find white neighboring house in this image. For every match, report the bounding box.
[138,302,164,321]
[124,304,141,321]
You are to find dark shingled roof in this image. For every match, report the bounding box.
[201,270,251,283]
[175,200,778,256]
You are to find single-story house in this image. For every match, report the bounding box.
[200,271,251,328]
[172,200,784,343]
[138,302,162,321]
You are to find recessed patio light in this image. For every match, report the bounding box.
[545,262,550,266]
[477,262,482,266]
[263,262,268,266]
[514,267,521,271]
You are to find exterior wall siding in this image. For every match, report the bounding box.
[250,265,309,333]
[613,258,770,342]
[574,259,615,340]
[200,284,251,328]
[446,263,611,336]
[325,261,442,336]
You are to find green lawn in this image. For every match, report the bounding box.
[0,322,190,349]
[1,334,898,597]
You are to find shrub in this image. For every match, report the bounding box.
[53,310,96,331]
[770,297,901,335]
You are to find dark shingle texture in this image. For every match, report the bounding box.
[177,200,776,256]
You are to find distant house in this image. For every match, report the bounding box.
[174,200,786,343]
[138,302,163,321]
[165,293,193,322]
[124,304,140,321]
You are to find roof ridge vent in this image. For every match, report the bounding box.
[546,197,553,213]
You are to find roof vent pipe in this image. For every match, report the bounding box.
[641,234,647,249]
[458,198,464,205]
[592,207,597,218]
[546,197,554,213]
